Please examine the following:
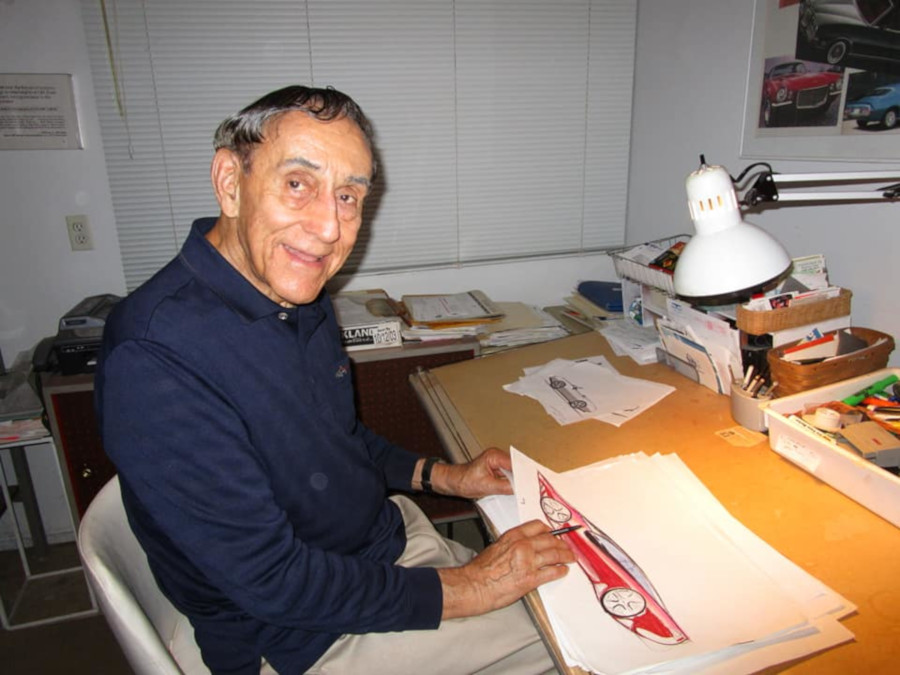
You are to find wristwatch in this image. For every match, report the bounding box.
[420,456,443,494]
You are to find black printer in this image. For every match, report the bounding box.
[48,294,121,375]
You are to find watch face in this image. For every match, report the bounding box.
[541,496,572,524]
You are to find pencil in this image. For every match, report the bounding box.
[741,364,755,389]
[549,524,582,536]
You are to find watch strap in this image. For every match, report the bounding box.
[421,456,442,494]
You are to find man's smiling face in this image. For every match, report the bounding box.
[210,110,373,306]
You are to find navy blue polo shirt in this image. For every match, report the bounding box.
[95,218,442,673]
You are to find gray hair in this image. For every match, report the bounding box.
[213,85,375,174]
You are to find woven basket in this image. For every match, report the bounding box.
[737,288,852,336]
[767,327,895,397]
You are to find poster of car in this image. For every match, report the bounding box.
[742,0,900,161]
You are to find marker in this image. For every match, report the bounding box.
[549,524,582,536]
[842,374,900,406]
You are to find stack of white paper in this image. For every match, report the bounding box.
[479,303,569,350]
[480,449,854,675]
[503,356,674,427]
[599,321,661,365]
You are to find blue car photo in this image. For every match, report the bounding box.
[844,84,900,128]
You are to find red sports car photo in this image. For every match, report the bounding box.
[538,473,689,646]
[760,58,843,127]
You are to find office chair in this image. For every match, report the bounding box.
[76,475,212,674]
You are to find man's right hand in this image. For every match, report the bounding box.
[437,520,575,620]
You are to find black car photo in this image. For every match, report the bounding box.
[797,0,900,76]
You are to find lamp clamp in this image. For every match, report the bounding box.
[744,172,779,207]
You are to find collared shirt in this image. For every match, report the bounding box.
[95,218,441,673]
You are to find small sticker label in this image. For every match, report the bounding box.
[774,435,821,473]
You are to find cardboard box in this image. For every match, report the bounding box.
[332,290,404,351]
[763,368,900,528]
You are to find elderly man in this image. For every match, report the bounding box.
[95,85,572,674]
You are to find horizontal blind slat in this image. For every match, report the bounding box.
[81,0,635,290]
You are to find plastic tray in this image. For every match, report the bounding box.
[763,368,900,528]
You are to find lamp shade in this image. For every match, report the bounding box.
[674,164,791,300]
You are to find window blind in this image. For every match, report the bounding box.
[81,0,636,291]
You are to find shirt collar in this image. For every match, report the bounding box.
[178,217,326,329]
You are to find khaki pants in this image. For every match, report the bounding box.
[307,496,558,675]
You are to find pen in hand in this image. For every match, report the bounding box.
[549,524,582,536]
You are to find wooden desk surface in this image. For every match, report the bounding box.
[414,332,900,674]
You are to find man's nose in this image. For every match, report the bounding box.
[305,192,340,242]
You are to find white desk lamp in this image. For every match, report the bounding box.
[673,156,900,302]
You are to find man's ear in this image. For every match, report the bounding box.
[211,149,242,218]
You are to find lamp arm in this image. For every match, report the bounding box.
[743,170,900,206]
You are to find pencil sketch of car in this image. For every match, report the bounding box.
[547,376,596,413]
[798,0,900,72]
[761,60,843,127]
[844,84,900,128]
[538,473,689,646]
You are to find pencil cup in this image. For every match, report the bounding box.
[730,380,771,432]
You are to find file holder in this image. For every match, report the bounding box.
[655,347,699,384]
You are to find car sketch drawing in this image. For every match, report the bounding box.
[539,472,689,646]
[547,376,597,414]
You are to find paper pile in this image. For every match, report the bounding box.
[399,290,504,341]
[478,303,569,350]
[656,298,742,395]
[479,448,854,675]
[561,281,624,331]
[598,322,661,365]
[503,355,674,427]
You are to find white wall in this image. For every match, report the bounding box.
[2,0,899,541]
[0,0,126,368]
[627,0,900,367]
[3,0,897,369]
[0,0,126,546]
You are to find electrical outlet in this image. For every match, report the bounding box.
[66,214,94,251]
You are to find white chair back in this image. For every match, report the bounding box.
[77,475,207,674]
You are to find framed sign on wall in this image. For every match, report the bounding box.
[0,73,83,151]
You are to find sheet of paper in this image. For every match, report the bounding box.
[401,290,501,324]
[503,356,674,427]
[503,448,853,674]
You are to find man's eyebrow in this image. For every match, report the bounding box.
[349,175,372,189]
[282,156,371,189]
[282,156,319,171]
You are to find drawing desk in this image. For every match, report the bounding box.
[411,331,900,674]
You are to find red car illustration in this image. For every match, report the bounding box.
[761,60,843,127]
[539,473,689,645]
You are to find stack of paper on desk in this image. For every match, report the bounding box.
[478,303,569,350]
[502,355,674,427]
[478,449,854,675]
[656,298,742,395]
[399,290,505,341]
[598,322,661,365]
